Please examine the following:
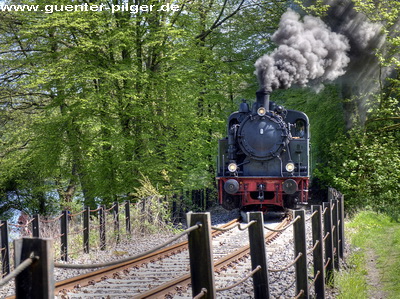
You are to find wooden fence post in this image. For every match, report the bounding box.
[113,202,120,243]
[99,205,106,250]
[0,220,10,276]
[293,209,309,298]
[125,200,131,235]
[332,199,340,270]
[338,194,345,259]
[32,214,40,238]
[14,238,54,299]
[60,210,68,262]
[328,187,334,202]
[311,205,325,299]
[248,212,270,299]
[83,206,90,253]
[323,201,334,283]
[187,212,216,299]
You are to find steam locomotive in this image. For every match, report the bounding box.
[216,90,310,213]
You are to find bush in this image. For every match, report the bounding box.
[131,174,175,234]
[316,127,400,219]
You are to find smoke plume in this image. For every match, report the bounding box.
[255,10,350,92]
[320,0,391,127]
[322,0,387,94]
[323,0,385,54]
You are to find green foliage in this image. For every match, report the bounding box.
[1,0,398,219]
[293,0,330,17]
[131,174,174,233]
[317,128,400,217]
[0,0,287,213]
[352,0,400,27]
[290,1,400,215]
[0,0,289,216]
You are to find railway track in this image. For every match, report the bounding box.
[52,218,239,297]
[5,214,290,298]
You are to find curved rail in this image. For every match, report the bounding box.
[5,216,288,298]
[51,217,240,295]
[135,215,291,298]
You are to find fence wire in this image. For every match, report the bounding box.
[0,253,37,287]
[268,252,303,273]
[193,288,207,299]
[264,215,300,232]
[211,220,256,232]
[217,265,261,292]
[54,224,201,269]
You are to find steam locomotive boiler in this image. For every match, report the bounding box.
[216,90,310,213]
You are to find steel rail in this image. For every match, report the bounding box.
[6,216,287,298]
[51,217,240,294]
[135,215,291,298]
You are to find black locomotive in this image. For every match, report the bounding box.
[216,90,310,213]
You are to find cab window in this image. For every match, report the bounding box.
[292,119,306,138]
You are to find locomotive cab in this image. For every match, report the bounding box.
[217,90,310,212]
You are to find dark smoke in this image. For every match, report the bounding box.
[318,0,391,127]
[323,0,385,54]
[322,0,387,95]
[255,9,350,92]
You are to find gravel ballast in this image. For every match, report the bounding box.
[0,206,341,298]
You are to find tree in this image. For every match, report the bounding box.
[0,0,289,216]
[297,0,400,217]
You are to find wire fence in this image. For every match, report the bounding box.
[0,198,173,273]
[0,188,344,298]
[189,187,345,299]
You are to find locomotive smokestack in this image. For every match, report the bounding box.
[256,89,270,111]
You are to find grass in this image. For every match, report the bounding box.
[336,210,400,298]
[335,249,368,298]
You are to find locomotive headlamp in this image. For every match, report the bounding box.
[228,163,238,173]
[285,162,295,172]
[257,107,267,116]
